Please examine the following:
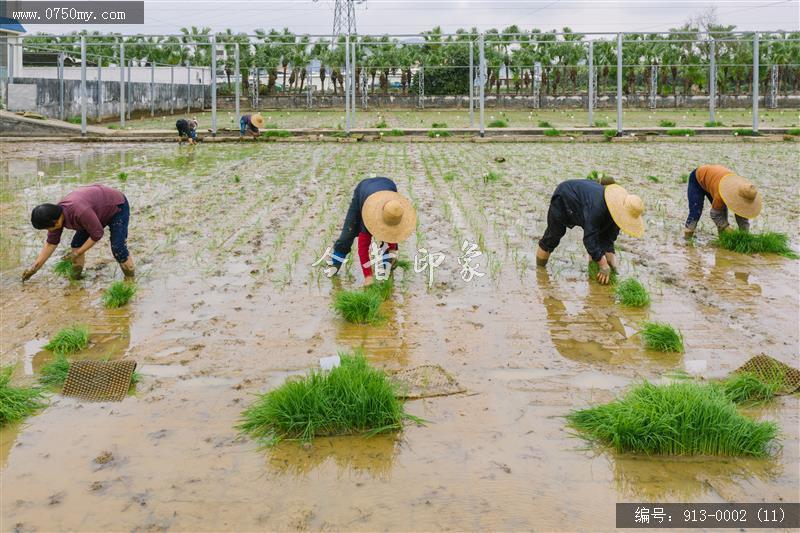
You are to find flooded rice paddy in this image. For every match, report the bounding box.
[1,140,798,531]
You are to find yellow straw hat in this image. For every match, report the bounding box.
[719,174,762,219]
[604,184,645,238]
[361,191,417,243]
[250,113,266,129]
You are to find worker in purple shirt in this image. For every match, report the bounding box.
[22,184,134,281]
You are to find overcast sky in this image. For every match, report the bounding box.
[18,0,800,35]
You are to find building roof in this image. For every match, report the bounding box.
[0,17,26,34]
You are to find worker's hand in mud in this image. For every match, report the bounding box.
[596,264,612,285]
[63,249,78,262]
[363,275,374,287]
[21,265,38,282]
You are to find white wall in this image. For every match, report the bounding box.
[18,66,212,85]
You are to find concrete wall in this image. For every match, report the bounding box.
[19,66,212,84]
[7,78,212,120]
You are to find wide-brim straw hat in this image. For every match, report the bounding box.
[719,174,762,219]
[604,184,645,238]
[362,191,417,243]
[250,113,266,129]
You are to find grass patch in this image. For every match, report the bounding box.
[594,119,609,128]
[733,128,760,137]
[261,130,291,138]
[666,129,695,136]
[0,366,47,428]
[678,173,689,184]
[587,261,618,284]
[488,119,508,128]
[538,120,552,128]
[333,289,384,324]
[374,119,388,129]
[614,278,650,308]
[566,380,779,456]
[787,128,800,135]
[640,321,684,352]
[66,116,82,124]
[543,128,561,137]
[107,123,119,130]
[38,355,70,387]
[603,129,617,140]
[704,120,724,127]
[44,325,89,356]
[117,171,128,182]
[53,258,77,279]
[482,170,501,183]
[646,175,660,183]
[386,129,405,136]
[659,119,676,127]
[238,352,420,446]
[442,171,456,182]
[431,122,448,128]
[428,130,451,138]
[715,230,798,259]
[102,281,137,308]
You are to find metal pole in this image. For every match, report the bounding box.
[351,41,356,125]
[96,60,102,121]
[255,67,260,108]
[469,40,474,128]
[211,37,217,136]
[709,38,716,124]
[752,32,759,132]
[80,35,87,135]
[201,69,205,109]
[150,62,155,117]
[616,33,623,134]
[234,43,240,128]
[170,65,174,115]
[345,34,350,133]
[119,41,125,127]
[58,52,65,121]
[479,33,485,137]
[186,62,191,114]
[588,41,594,127]
[127,60,132,120]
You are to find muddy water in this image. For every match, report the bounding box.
[1,142,798,531]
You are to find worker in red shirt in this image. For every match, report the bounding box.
[328,177,416,286]
[684,165,762,238]
[22,184,134,281]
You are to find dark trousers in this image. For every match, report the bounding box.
[685,169,712,229]
[70,198,130,262]
[332,194,361,265]
[538,195,569,253]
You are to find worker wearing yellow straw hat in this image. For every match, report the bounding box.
[536,179,645,285]
[327,177,416,286]
[239,113,265,139]
[684,165,762,239]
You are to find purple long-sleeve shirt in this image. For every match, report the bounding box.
[46,184,126,245]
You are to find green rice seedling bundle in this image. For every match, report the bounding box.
[44,325,89,356]
[238,352,419,445]
[333,289,384,324]
[659,119,676,127]
[0,366,47,427]
[102,281,137,308]
[366,279,394,301]
[117,171,128,181]
[715,230,799,258]
[566,380,778,456]
[482,171,501,183]
[543,128,561,137]
[640,321,683,352]
[53,258,77,279]
[587,261,618,284]
[38,355,71,387]
[666,129,695,136]
[538,120,552,128]
[720,372,782,405]
[428,130,451,138]
[594,119,609,127]
[614,278,650,307]
[488,119,508,128]
[603,129,617,140]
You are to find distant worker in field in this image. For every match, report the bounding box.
[22,184,134,281]
[327,177,416,286]
[536,179,645,285]
[176,117,198,145]
[683,165,762,239]
[239,113,265,139]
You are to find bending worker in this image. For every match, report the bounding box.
[684,164,762,239]
[240,113,265,139]
[22,184,134,281]
[328,177,416,286]
[176,117,198,145]
[536,179,645,285]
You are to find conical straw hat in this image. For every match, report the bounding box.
[719,174,762,219]
[250,113,266,129]
[361,191,417,243]
[604,184,645,238]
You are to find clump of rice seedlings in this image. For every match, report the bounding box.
[117,171,128,181]
[640,321,684,352]
[566,380,779,456]
[393,258,411,270]
[666,128,695,136]
[488,119,508,127]
[0,366,47,428]
[374,119,388,129]
[483,171,501,183]
[431,122,448,128]
[603,129,617,140]
[720,372,782,405]
[38,355,70,387]
[233,175,241,183]
[587,261,618,284]
[67,116,82,124]
[659,119,676,127]
[262,130,291,138]
[538,120,552,128]
[386,129,405,136]
[366,278,394,301]
[442,171,456,182]
[733,128,760,137]
[543,128,561,137]
[428,130,451,138]
[646,175,660,183]
[44,325,90,356]
[705,120,724,127]
[614,278,650,307]
[594,119,609,127]
[333,289,384,324]
[787,128,800,136]
[586,170,605,182]
[715,230,799,259]
[678,173,689,184]
[53,258,77,278]
[102,281,137,308]
[238,352,420,446]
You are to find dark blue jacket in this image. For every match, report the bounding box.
[552,179,619,261]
